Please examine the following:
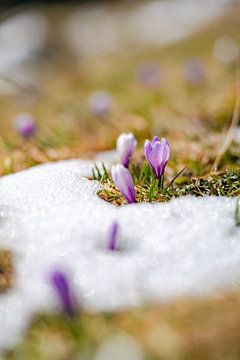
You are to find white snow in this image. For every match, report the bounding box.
[0,156,239,352]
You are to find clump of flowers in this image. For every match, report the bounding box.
[14,113,36,139]
[106,133,170,204]
[50,269,78,317]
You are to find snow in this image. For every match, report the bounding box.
[0,156,239,352]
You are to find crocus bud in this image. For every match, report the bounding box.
[14,113,36,138]
[116,133,137,168]
[111,164,136,204]
[50,270,77,316]
[107,221,119,251]
[88,91,112,118]
[144,136,170,180]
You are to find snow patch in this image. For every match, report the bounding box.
[0,157,239,351]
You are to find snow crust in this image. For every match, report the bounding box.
[0,157,239,351]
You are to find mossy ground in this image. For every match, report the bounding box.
[0,3,240,359]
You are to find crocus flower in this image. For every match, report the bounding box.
[183,59,205,85]
[116,133,137,168]
[137,62,162,89]
[88,91,112,117]
[14,113,36,138]
[107,221,119,251]
[111,164,136,204]
[144,136,170,180]
[50,270,77,316]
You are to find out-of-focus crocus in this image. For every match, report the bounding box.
[183,59,205,85]
[88,91,112,118]
[107,221,119,251]
[111,164,136,204]
[14,113,36,138]
[137,62,162,89]
[144,136,170,180]
[50,270,77,316]
[116,133,137,168]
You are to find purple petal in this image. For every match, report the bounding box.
[162,138,170,164]
[144,140,152,156]
[144,136,170,180]
[50,270,77,316]
[154,141,164,178]
[117,133,137,168]
[111,165,136,204]
[152,136,160,144]
[107,221,119,251]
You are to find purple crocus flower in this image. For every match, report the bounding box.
[116,133,137,168]
[183,59,205,85]
[50,270,77,316]
[111,164,136,204]
[144,136,170,180]
[107,221,119,251]
[88,91,112,118]
[137,62,162,89]
[14,113,36,138]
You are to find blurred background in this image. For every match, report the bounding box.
[0,0,239,174]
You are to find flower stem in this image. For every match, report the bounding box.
[158,175,164,189]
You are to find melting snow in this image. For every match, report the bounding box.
[0,157,239,351]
